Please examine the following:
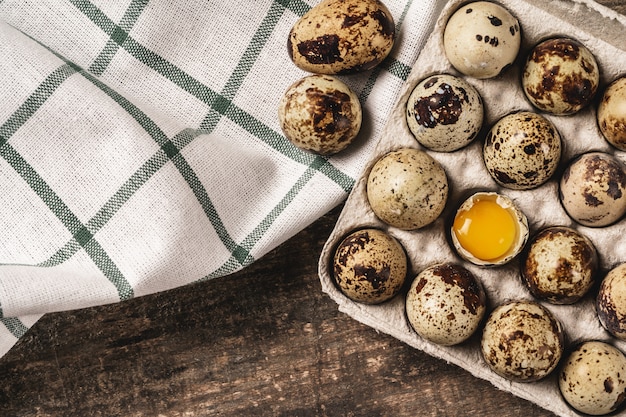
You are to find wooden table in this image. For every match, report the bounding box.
[2,2,625,416]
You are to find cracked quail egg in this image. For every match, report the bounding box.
[406,74,484,152]
[287,0,395,74]
[522,37,600,115]
[406,263,486,346]
[443,1,521,79]
[559,152,626,227]
[367,148,449,230]
[559,341,626,415]
[598,76,626,151]
[597,263,626,340]
[481,300,565,382]
[278,74,362,155]
[521,226,598,305]
[483,111,562,190]
[451,192,529,266]
[333,228,407,304]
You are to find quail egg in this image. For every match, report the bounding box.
[367,148,449,230]
[333,228,407,304]
[278,74,362,155]
[481,300,565,382]
[598,76,626,151]
[559,152,626,227]
[559,341,626,415]
[597,263,626,340]
[483,111,562,190]
[443,1,521,79]
[406,263,486,346]
[406,74,484,152]
[522,37,600,115]
[521,226,598,305]
[451,192,529,266]
[287,0,395,74]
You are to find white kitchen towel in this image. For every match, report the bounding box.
[0,0,443,358]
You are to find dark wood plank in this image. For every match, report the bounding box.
[1,1,624,416]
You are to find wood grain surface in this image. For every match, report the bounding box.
[1,1,625,416]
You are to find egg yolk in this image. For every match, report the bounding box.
[453,199,517,261]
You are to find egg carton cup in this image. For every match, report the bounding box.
[318,0,626,416]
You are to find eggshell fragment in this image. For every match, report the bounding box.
[406,74,484,152]
[405,263,486,346]
[278,74,362,155]
[287,0,395,74]
[451,192,529,266]
[598,76,626,151]
[559,152,626,227]
[521,226,598,304]
[522,37,600,115]
[366,148,448,230]
[559,341,626,415]
[481,300,564,382]
[443,1,521,79]
[597,263,626,340]
[333,228,407,304]
[483,111,561,190]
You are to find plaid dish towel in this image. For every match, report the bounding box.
[0,0,442,358]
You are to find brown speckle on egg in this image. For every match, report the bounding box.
[597,263,626,340]
[406,74,484,152]
[367,148,449,230]
[521,226,598,304]
[522,37,599,115]
[443,1,521,79]
[406,263,486,346]
[278,74,362,155]
[481,300,564,382]
[483,111,561,190]
[559,341,626,415]
[287,0,395,74]
[598,77,626,151]
[559,152,626,227]
[333,228,407,304]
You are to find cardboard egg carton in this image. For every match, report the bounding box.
[318,0,626,415]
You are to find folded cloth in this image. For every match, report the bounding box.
[0,0,443,358]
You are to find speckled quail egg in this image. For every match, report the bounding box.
[559,152,626,227]
[597,263,626,340]
[451,192,529,266]
[481,300,564,382]
[483,111,562,190]
[521,226,598,305]
[598,77,626,151]
[406,74,484,152]
[287,0,395,74]
[333,228,407,304]
[443,1,521,79]
[405,263,486,346]
[278,74,362,155]
[522,37,600,115]
[367,148,448,230]
[559,341,626,415]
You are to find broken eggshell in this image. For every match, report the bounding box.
[451,192,529,267]
[287,0,395,74]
